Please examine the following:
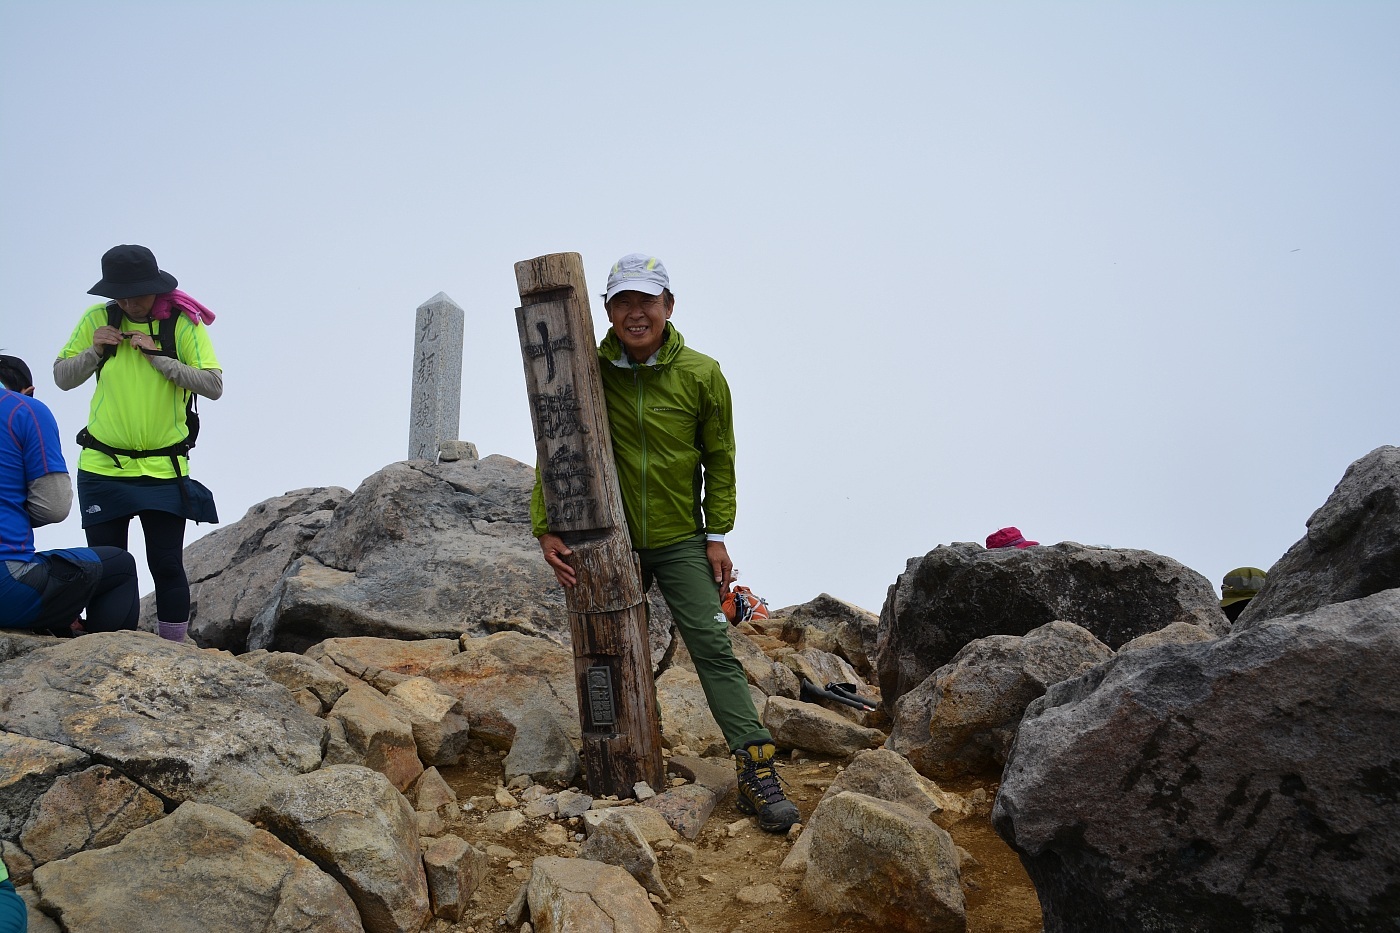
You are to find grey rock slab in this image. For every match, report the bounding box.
[422,833,487,922]
[578,810,671,900]
[308,636,461,692]
[138,486,349,650]
[993,588,1400,933]
[555,789,594,819]
[726,627,801,700]
[502,706,581,785]
[32,801,365,933]
[771,593,881,677]
[887,620,1113,780]
[328,680,424,792]
[785,747,971,874]
[781,646,879,725]
[386,677,472,767]
[801,791,966,933]
[526,855,661,933]
[256,764,430,933]
[250,457,569,652]
[1237,445,1400,626]
[876,541,1228,708]
[239,648,349,713]
[0,840,32,887]
[0,630,61,664]
[18,764,164,867]
[666,754,737,799]
[424,631,579,747]
[1117,621,1218,654]
[0,732,88,840]
[17,885,60,933]
[409,766,457,814]
[763,695,886,757]
[0,632,326,816]
[584,805,678,846]
[642,784,719,841]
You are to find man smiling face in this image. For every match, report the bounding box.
[606,289,673,363]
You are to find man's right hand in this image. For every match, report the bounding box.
[538,533,577,587]
[92,325,122,350]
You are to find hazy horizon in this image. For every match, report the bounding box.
[4,2,1395,617]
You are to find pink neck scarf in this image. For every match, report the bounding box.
[151,289,216,326]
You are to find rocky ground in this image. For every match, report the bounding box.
[432,746,1041,933]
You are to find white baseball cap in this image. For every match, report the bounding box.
[604,253,670,303]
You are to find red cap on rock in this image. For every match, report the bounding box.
[987,527,1039,549]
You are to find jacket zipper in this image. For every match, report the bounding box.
[632,365,649,547]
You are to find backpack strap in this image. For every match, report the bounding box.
[96,301,180,377]
[82,302,198,493]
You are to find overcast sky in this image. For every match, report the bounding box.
[3,2,1396,617]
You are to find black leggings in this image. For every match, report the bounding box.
[85,511,189,623]
[84,547,141,632]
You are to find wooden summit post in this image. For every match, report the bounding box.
[513,252,665,798]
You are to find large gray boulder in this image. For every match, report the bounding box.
[248,456,568,653]
[425,631,580,747]
[992,588,1400,933]
[32,802,365,933]
[800,791,966,933]
[886,620,1113,780]
[139,486,349,650]
[783,748,971,875]
[771,592,881,677]
[763,695,885,757]
[876,541,1227,706]
[256,765,431,933]
[1237,445,1400,626]
[0,632,327,816]
[526,855,661,933]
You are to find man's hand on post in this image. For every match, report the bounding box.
[706,540,733,595]
[538,533,577,588]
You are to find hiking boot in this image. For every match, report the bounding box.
[733,742,800,833]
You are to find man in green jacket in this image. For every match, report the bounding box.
[533,252,798,833]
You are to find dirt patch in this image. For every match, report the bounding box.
[432,747,1041,933]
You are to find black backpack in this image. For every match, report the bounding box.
[76,302,200,474]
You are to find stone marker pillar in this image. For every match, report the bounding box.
[514,252,666,798]
[408,292,465,462]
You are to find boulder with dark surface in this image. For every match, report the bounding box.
[247,456,569,653]
[1237,445,1400,627]
[992,588,1400,933]
[770,593,881,677]
[138,486,349,650]
[875,541,1227,707]
[887,620,1113,780]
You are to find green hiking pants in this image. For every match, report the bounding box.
[638,534,772,751]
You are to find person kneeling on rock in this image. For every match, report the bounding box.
[0,354,139,636]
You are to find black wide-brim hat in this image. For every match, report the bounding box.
[87,244,178,299]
